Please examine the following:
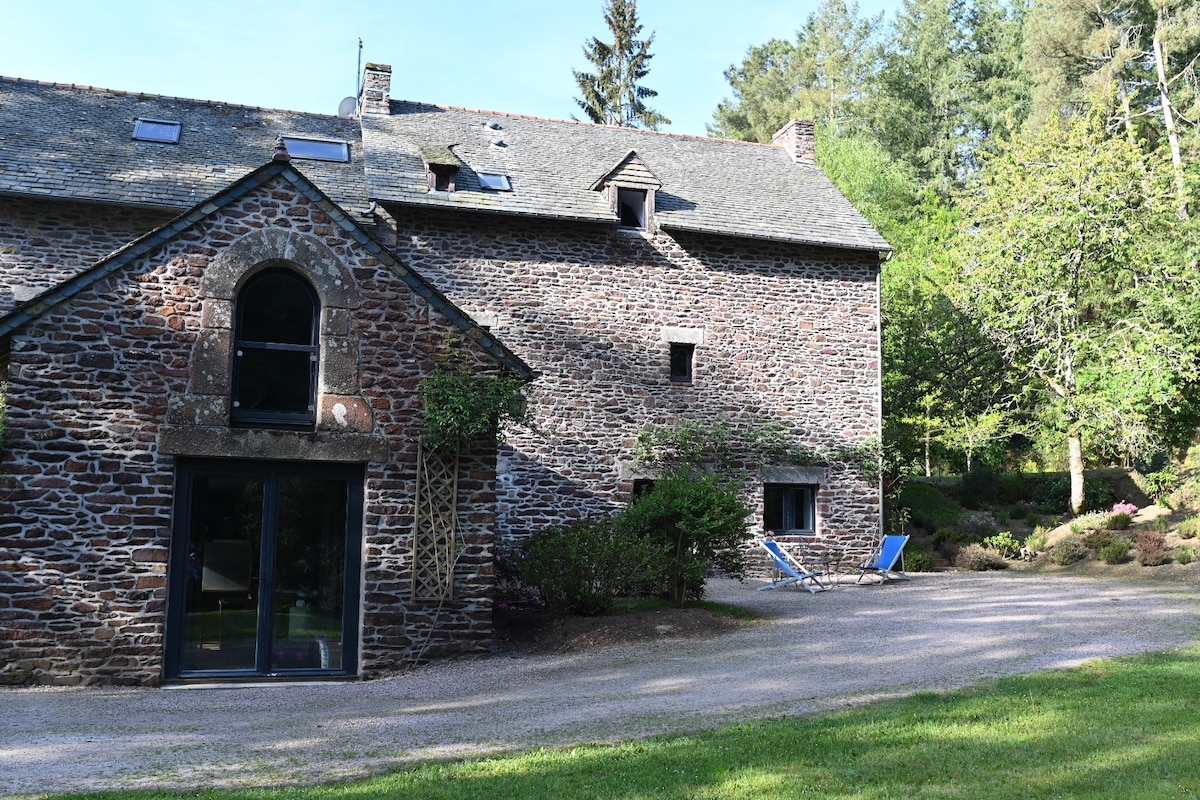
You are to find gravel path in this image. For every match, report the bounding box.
[2,572,1198,797]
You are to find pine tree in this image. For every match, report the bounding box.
[573,0,670,129]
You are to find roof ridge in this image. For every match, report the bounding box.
[0,74,344,120]
[390,98,782,149]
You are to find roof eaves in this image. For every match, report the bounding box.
[657,219,893,254]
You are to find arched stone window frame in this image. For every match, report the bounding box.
[231,266,322,429]
[166,228,373,439]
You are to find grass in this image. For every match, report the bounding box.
[46,645,1200,800]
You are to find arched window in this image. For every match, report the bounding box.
[232,269,319,428]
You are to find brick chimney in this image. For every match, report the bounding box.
[360,63,392,115]
[772,119,816,162]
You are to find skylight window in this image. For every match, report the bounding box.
[281,136,350,163]
[133,118,181,143]
[478,173,513,191]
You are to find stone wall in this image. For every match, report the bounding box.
[0,196,171,314]
[386,207,883,555]
[0,176,500,685]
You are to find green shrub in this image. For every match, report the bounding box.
[1099,540,1131,565]
[1069,512,1107,535]
[1081,529,1114,549]
[904,543,934,573]
[959,464,1000,508]
[1177,546,1196,565]
[1136,530,1170,567]
[1142,467,1178,504]
[997,471,1029,504]
[1050,535,1089,566]
[955,544,1008,571]
[518,518,661,615]
[958,510,999,537]
[616,473,751,605]
[982,531,1021,559]
[1104,512,1133,530]
[901,482,961,531]
[1177,516,1200,540]
[1025,527,1049,552]
[932,527,979,551]
[1024,511,1041,528]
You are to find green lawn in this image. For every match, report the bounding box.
[55,645,1200,800]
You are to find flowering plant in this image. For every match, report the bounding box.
[1111,502,1138,516]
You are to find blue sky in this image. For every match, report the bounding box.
[0,0,897,136]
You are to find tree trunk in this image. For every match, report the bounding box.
[1068,432,1085,516]
[1154,10,1189,219]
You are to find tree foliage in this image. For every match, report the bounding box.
[954,112,1200,512]
[573,0,670,129]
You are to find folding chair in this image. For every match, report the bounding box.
[757,540,828,593]
[856,534,910,584]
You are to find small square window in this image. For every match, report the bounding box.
[280,136,350,162]
[764,485,817,532]
[669,343,694,383]
[632,479,657,502]
[133,118,181,143]
[429,165,458,192]
[478,173,512,191]
[618,188,647,228]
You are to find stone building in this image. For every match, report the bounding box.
[0,66,889,685]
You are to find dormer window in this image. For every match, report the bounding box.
[133,118,181,143]
[429,165,458,192]
[618,188,647,228]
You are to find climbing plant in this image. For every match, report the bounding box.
[419,367,529,453]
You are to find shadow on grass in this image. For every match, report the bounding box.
[47,647,1200,800]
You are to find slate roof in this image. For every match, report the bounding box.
[363,101,890,252]
[0,156,534,380]
[0,76,889,253]
[0,77,367,213]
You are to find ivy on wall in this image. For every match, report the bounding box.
[419,367,529,453]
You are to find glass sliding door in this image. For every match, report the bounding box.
[166,461,362,680]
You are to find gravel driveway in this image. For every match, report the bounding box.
[2,572,1198,797]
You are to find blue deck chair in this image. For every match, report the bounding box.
[856,534,910,584]
[757,540,828,593]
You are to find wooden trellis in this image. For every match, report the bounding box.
[412,444,460,600]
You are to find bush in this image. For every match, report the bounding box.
[1141,467,1178,504]
[959,464,999,508]
[1177,516,1200,540]
[1025,527,1049,552]
[518,517,661,615]
[955,544,1008,571]
[998,471,1029,504]
[1136,530,1170,567]
[1081,529,1114,549]
[1024,511,1041,528]
[1049,535,1089,566]
[958,510,999,537]
[1104,512,1133,531]
[1069,512,1108,535]
[982,531,1021,559]
[1099,540,1130,564]
[904,543,934,573]
[902,482,961,531]
[932,527,979,552]
[616,473,751,605]
[1177,546,1196,565]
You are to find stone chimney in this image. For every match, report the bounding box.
[772,119,816,162]
[360,63,392,115]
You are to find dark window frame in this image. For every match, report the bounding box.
[231,268,320,429]
[669,342,695,383]
[617,187,647,228]
[764,484,818,533]
[429,165,458,192]
[163,458,364,681]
